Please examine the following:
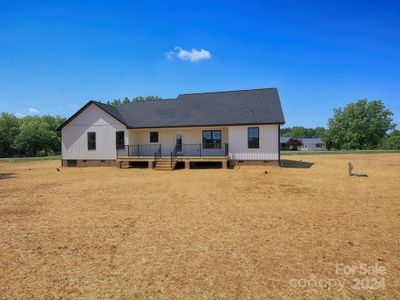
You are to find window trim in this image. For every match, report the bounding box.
[248,127,259,149]
[150,131,159,143]
[202,130,222,149]
[87,132,96,150]
[116,131,125,149]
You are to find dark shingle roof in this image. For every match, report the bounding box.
[58,88,285,130]
[94,101,127,126]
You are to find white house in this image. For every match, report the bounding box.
[58,88,285,170]
[299,138,326,151]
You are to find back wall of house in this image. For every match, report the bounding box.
[61,104,127,160]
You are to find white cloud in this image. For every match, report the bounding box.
[15,113,26,118]
[166,46,211,63]
[28,107,39,115]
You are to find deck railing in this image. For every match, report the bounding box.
[170,145,178,168]
[153,144,162,167]
[117,144,161,157]
[179,143,228,157]
[117,143,228,158]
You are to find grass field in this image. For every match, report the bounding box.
[0,155,61,162]
[281,149,400,155]
[0,149,398,162]
[0,154,399,299]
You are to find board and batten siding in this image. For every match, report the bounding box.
[129,127,228,156]
[61,104,127,160]
[227,124,279,160]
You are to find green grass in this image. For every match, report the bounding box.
[0,155,61,162]
[0,150,398,163]
[281,150,400,156]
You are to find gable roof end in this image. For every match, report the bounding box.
[56,101,128,131]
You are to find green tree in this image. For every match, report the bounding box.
[132,95,161,101]
[313,127,327,138]
[381,130,400,149]
[107,98,122,107]
[107,96,161,107]
[325,99,395,149]
[281,126,326,138]
[0,113,20,157]
[41,115,66,132]
[40,115,66,153]
[13,116,59,156]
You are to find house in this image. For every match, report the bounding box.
[58,88,285,169]
[299,138,326,151]
[280,137,326,151]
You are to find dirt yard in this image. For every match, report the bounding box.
[0,154,399,299]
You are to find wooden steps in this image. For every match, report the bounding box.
[154,158,176,171]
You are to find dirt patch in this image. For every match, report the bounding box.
[0,207,39,216]
[0,172,15,180]
[0,154,399,299]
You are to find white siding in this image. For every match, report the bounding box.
[228,125,279,160]
[129,127,228,156]
[62,109,280,161]
[61,104,127,159]
[300,142,326,151]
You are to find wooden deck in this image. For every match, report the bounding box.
[116,156,229,169]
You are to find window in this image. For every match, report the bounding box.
[202,130,221,148]
[150,132,159,143]
[116,131,125,149]
[248,127,259,148]
[87,132,96,150]
[316,143,322,148]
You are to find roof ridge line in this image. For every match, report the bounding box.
[121,98,178,105]
[179,87,277,96]
[91,100,116,108]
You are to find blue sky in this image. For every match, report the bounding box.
[0,0,399,128]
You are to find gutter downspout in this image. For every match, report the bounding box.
[278,125,281,167]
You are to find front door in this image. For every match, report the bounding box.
[175,133,183,153]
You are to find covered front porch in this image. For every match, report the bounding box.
[116,143,229,158]
[116,144,229,170]
[117,126,229,170]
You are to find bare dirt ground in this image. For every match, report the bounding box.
[0,154,399,299]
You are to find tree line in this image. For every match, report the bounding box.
[281,127,326,138]
[0,114,66,157]
[0,95,161,157]
[0,98,398,158]
[106,95,161,107]
[282,99,399,150]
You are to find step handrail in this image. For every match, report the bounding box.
[153,144,162,168]
[170,145,177,168]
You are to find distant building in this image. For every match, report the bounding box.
[280,137,326,151]
[299,138,326,151]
